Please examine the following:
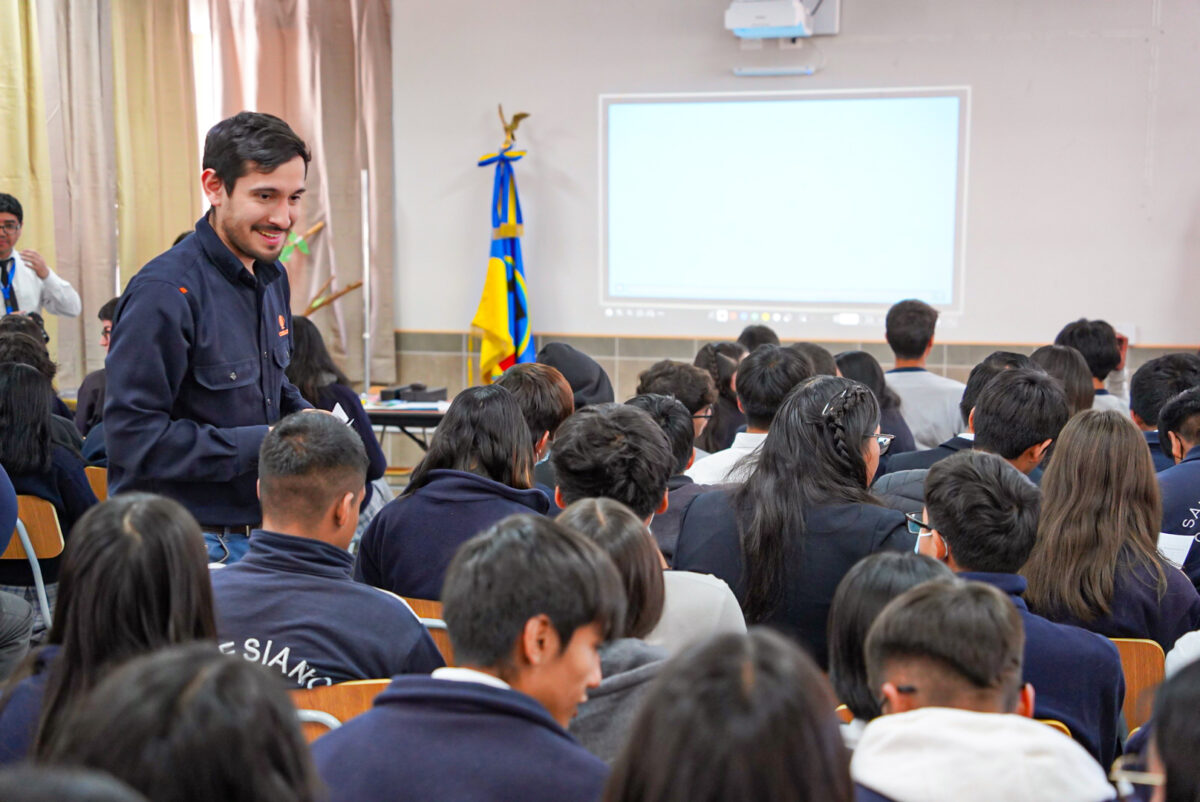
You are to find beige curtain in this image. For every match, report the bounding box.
[111,0,201,289]
[0,1,60,364]
[208,0,397,386]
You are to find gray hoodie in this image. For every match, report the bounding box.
[569,638,667,763]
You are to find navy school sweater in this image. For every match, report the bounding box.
[1159,446,1200,589]
[312,676,608,802]
[355,469,549,600]
[0,645,58,765]
[211,530,444,687]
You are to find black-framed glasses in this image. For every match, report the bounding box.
[0,222,20,235]
[101,326,112,339]
[905,512,935,554]
[866,433,896,455]
[691,405,713,420]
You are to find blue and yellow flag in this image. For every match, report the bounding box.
[471,145,534,383]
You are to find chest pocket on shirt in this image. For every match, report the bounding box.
[194,357,260,390]
[273,342,291,369]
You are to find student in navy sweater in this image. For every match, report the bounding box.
[0,466,33,682]
[313,514,624,802]
[0,494,215,764]
[675,376,913,669]
[495,361,575,505]
[919,450,1125,766]
[211,413,444,686]
[1157,388,1200,589]
[1023,410,1200,652]
[1132,354,1200,472]
[355,384,549,599]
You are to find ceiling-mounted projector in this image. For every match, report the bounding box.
[725,0,813,39]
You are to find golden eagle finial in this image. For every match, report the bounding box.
[498,104,530,149]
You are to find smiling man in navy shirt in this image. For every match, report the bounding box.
[105,112,312,562]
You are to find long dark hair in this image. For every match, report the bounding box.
[405,385,535,493]
[834,351,901,411]
[0,363,53,474]
[0,494,216,755]
[693,342,743,453]
[827,552,953,721]
[1022,410,1166,621]
[285,316,352,405]
[44,643,322,802]
[604,629,852,802]
[737,376,881,622]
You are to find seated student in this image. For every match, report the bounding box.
[789,341,837,377]
[285,316,386,512]
[737,323,779,352]
[880,351,1031,475]
[828,552,953,749]
[919,450,1125,766]
[1055,318,1128,414]
[676,376,912,668]
[558,498,668,762]
[635,359,718,456]
[1132,354,1200,472]
[211,413,444,686]
[73,297,118,437]
[495,361,575,501]
[1123,660,1200,802]
[0,494,215,764]
[0,466,32,682]
[874,367,1068,514]
[851,580,1116,802]
[693,342,745,453]
[0,365,97,632]
[836,351,916,457]
[1023,410,1200,651]
[882,299,966,450]
[625,393,712,562]
[0,331,83,455]
[0,314,71,418]
[685,344,812,485]
[45,644,322,802]
[606,629,854,802]
[552,403,745,654]
[355,385,548,600]
[314,514,620,802]
[1031,344,1095,417]
[537,342,615,410]
[1157,387,1200,587]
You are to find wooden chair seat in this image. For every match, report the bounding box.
[1,496,66,629]
[1110,637,1165,732]
[291,679,390,743]
[402,596,455,667]
[85,466,108,502]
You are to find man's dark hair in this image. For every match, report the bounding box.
[0,194,22,225]
[441,514,625,669]
[1131,354,1200,427]
[924,451,1041,573]
[972,368,1069,460]
[97,297,119,322]
[865,579,1025,711]
[1054,318,1121,380]
[735,344,813,430]
[495,362,575,447]
[958,351,1035,423]
[788,342,836,377]
[552,403,674,519]
[203,112,312,194]
[626,394,694,475]
[635,360,716,415]
[885,299,939,360]
[1151,660,1200,802]
[0,331,56,382]
[737,325,780,352]
[258,412,368,522]
[0,313,49,346]
[1159,387,1200,454]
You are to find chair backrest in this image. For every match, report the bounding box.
[290,679,390,743]
[1110,637,1165,731]
[1038,719,1071,737]
[834,704,853,725]
[402,596,455,667]
[2,496,65,561]
[84,466,107,502]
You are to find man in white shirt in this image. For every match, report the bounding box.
[685,344,812,484]
[884,299,964,450]
[0,194,81,318]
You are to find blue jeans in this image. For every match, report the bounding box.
[204,530,251,565]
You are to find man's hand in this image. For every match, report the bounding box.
[19,250,49,279]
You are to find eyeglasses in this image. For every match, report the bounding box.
[866,433,896,455]
[101,326,112,338]
[692,405,713,420]
[0,222,20,235]
[1109,754,1164,801]
[905,512,935,553]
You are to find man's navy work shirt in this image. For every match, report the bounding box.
[104,215,311,525]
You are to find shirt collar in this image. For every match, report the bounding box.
[243,529,354,579]
[194,214,283,288]
[957,571,1029,610]
[886,367,928,373]
[432,666,511,690]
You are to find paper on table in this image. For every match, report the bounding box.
[1158,532,1195,568]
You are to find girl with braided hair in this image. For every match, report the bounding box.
[692,342,745,453]
[673,375,914,668]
